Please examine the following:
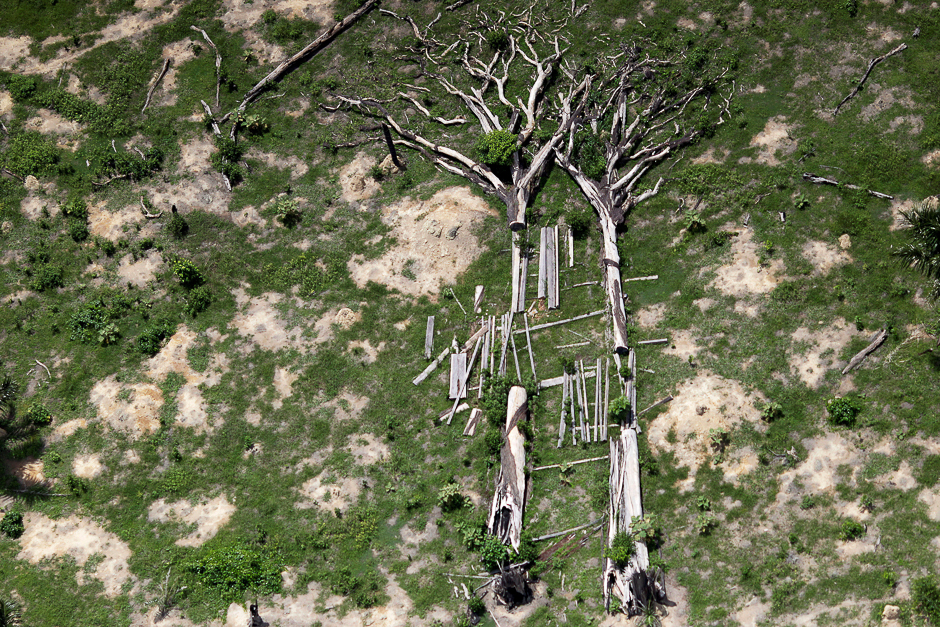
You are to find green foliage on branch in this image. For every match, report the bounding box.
[474,130,517,168]
[605,531,635,568]
[609,395,632,424]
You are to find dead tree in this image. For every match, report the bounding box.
[488,385,528,551]
[553,41,733,354]
[335,5,590,233]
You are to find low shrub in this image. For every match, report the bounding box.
[912,576,940,625]
[186,545,282,603]
[184,285,212,317]
[437,482,469,512]
[25,402,52,426]
[30,263,63,291]
[68,218,89,242]
[171,257,204,289]
[137,319,174,356]
[0,509,24,538]
[606,531,635,568]
[826,396,862,427]
[167,212,188,239]
[474,129,516,168]
[838,519,864,541]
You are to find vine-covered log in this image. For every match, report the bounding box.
[488,386,528,551]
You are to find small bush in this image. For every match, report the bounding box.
[0,509,25,538]
[68,219,89,242]
[826,396,862,427]
[486,29,509,52]
[609,395,632,424]
[760,401,783,422]
[171,257,204,289]
[167,212,188,239]
[66,473,90,496]
[695,512,717,535]
[483,428,502,457]
[7,75,38,99]
[3,132,59,177]
[838,519,864,541]
[606,531,635,568]
[468,595,486,616]
[474,130,516,168]
[184,285,212,317]
[62,198,88,221]
[137,319,174,356]
[186,545,282,603]
[566,205,593,239]
[272,197,302,228]
[629,514,661,547]
[437,482,469,512]
[25,402,52,426]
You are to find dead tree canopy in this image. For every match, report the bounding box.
[553,38,733,354]
[336,4,589,231]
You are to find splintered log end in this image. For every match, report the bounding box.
[613,344,630,356]
[509,219,526,232]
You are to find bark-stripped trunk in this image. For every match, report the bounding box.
[599,212,629,354]
[488,386,528,551]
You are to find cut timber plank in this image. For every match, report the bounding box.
[842,328,888,374]
[447,336,482,423]
[557,373,568,448]
[524,313,537,381]
[538,227,548,299]
[637,338,668,346]
[488,386,528,551]
[546,227,559,309]
[533,455,608,472]
[425,316,435,359]
[413,347,450,386]
[539,369,597,389]
[637,395,673,417]
[568,227,574,267]
[449,353,468,399]
[513,310,605,334]
[603,358,610,441]
[510,236,527,313]
[594,357,602,442]
[474,285,485,313]
[622,275,658,283]
[553,225,560,307]
[464,408,483,436]
[510,331,522,382]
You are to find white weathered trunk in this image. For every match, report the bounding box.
[488,386,528,551]
[599,213,629,354]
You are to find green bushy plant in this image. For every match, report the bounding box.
[30,263,63,291]
[695,512,717,535]
[609,396,632,424]
[184,285,212,317]
[68,218,89,242]
[171,257,204,289]
[826,396,862,427]
[167,212,188,239]
[838,519,864,541]
[186,545,282,603]
[606,531,635,568]
[137,319,174,356]
[25,402,52,426]
[760,401,783,422]
[475,130,516,168]
[913,576,940,624]
[0,509,25,539]
[437,482,469,512]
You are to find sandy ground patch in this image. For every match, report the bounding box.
[693,297,716,312]
[339,152,381,203]
[888,197,915,231]
[90,375,164,439]
[801,239,851,275]
[924,150,940,169]
[860,84,916,121]
[219,0,335,32]
[647,371,765,487]
[733,596,771,626]
[788,317,858,388]
[312,306,361,344]
[635,303,666,329]
[88,200,160,241]
[663,329,703,361]
[325,391,369,422]
[116,249,163,287]
[346,339,385,364]
[775,432,858,507]
[0,2,183,77]
[231,288,314,353]
[245,147,309,179]
[399,508,440,559]
[143,136,238,221]
[153,40,196,108]
[347,433,389,465]
[222,575,450,627]
[24,108,83,150]
[709,229,784,299]
[745,116,796,166]
[296,471,364,512]
[692,146,728,165]
[148,494,236,546]
[272,366,298,409]
[50,418,88,441]
[17,513,134,597]
[918,487,940,521]
[72,454,104,479]
[0,90,12,118]
[347,186,498,297]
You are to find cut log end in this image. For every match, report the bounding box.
[509,220,526,232]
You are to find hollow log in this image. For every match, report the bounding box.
[488,386,528,551]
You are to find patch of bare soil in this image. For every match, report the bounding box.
[3,457,46,488]
[658,572,690,627]
[691,146,728,164]
[0,1,183,77]
[219,0,335,33]
[347,433,389,465]
[860,84,917,121]
[17,513,135,597]
[888,198,915,231]
[635,303,666,329]
[272,366,298,409]
[88,200,160,241]
[231,288,314,353]
[346,339,385,364]
[0,90,12,118]
[295,471,364,512]
[693,297,716,312]
[146,326,228,432]
[24,108,82,140]
[788,317,857,388]
[801,239,851,275]
[918,487,940,521]
[647,371,765,488]
[924,150,940,169]
[663,329,703,361]
[347,186,499,297]
[325,391,369,422]
[744,116,796,166]
[734,596,771,626]
[244,147,309,179]
[90,375,164,439]
[50,418,88,441]
[148,494,236,547]
[153,40,196,108]
[223,575,450,627]
[312,306,361,344]
[708,229,784,301]
[338,152,381,203]
[19,178,59,220]
[775,432,859,509]
[72,454,104,479]
[116,249,163,287]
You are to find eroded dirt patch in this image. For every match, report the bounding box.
[347,186,499,297]
[635,303,666,329]
[116,250,163,287]
[153,40,196,108]
[272,366,298,409]
[709,229,784,300]
[90,376,164,439]
[144,136,235,220]
[801,240,851,275]
[339,152,381,203]
[72,454,104,479]
[775,432,858,507]
[347,433,388,465]
[148,495,236,547]
[231,288,314,353]
[88,200,160,241]
[17,513,134,597]
[788,318,858,388]
[296,471,363,512]
[219,0,335,32]
[647,371,765,486]
[746,116,796,166]
[3,457,46,488]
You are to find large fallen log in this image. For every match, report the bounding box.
[833,43,907,116]
[141,58,170,113]
[842,328,888,374]
[801,172,892,200]
[488,386,528,552]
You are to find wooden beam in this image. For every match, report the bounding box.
[464,408,483,436]
[533,455,608,472]
[474,285,485,313]
[425,316,435,359]
[513,310,605,334]
[488,386,528,551]
[524,313,537,382]
[449,352,468,399]
[414,347,450,385]
[622,275,659,283]
[637,338,668,346]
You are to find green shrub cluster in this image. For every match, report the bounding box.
[838,519,864,541]
[913,576,940,625]
[136,318,175,356]
[184,285,212,317]
[474,130,517,168]
[608,395,632,424]
[826,396,862,427]
[0,509,24,539]
[605,531,635,568]
[2,132,60,177]
[327,566,386,608]
[457,521,508,570]
[68,295,132,344]
[171,257,204,289]
[25,402,52,426]
[186,545,282,603]
[264,252,345,297]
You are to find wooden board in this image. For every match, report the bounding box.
[449,352,467,399]
[425,316,435,359]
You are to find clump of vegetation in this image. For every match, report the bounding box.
[272,196,302,228]
[438,481,470,512]
[458,520,508,570]
[167,211,188,239]
[608,395,632,424]
[474,130,516,168]
[605,530,635,568]
[826,396,862,427]
[25,402,52,426]
[136,318,175,356]
[0,509,25,539]
[629,514,662,548]
[913,576,940,625]
[838,519,864,541]
[170,257,204,289]
[185,544,282,604]
[184,285,212,317]
[760,401,783,422]
[695,512,717,535]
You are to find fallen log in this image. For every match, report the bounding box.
[539,369,597,389]
[414,347,450,386]
[833,43,907,116]
[488,386,528,551]
[842,328,888,374]
[531,518,605,542]
[464,408,483,436]
[425,316,435,359]
[141,58,171,113]
[233,0,380,115]
[637,395,673,417]
[621,275,658,283]
[191,26,222,109]
[802,172,892,200]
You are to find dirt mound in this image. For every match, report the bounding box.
[72,454,104,479]
[347,433,388,465]
[635,303,666,329]
[708,229,784,301]
[788,318,858,388]
[296,471,363,512]
[17,513,135,597]
[775,432,858,507]
[338,152,381,203]
[148,494,236,547]
[647,371,765,488]
[347,186,498,297]
[116,250,163,287]
[88,200,160,241]
[272,366,298,409]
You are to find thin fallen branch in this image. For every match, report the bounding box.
[636,338,668,346]
[513,310,604,334]
[139,196,162,219]
[200,100,232,191]
[842,328,888,374]
[532,455,608,472]
[34,360,51,379]
[191,26,222,109]
[142,58,171,113]
[1,167,24,182]
[91,174,129,187]
[801,172,892,200]
[234,0,380,114]
[833,43,907,116]
[621,275,658,283]
[531,518,605,543]
[637,395,673,417]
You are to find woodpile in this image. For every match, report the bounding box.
[488,386,528,551]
